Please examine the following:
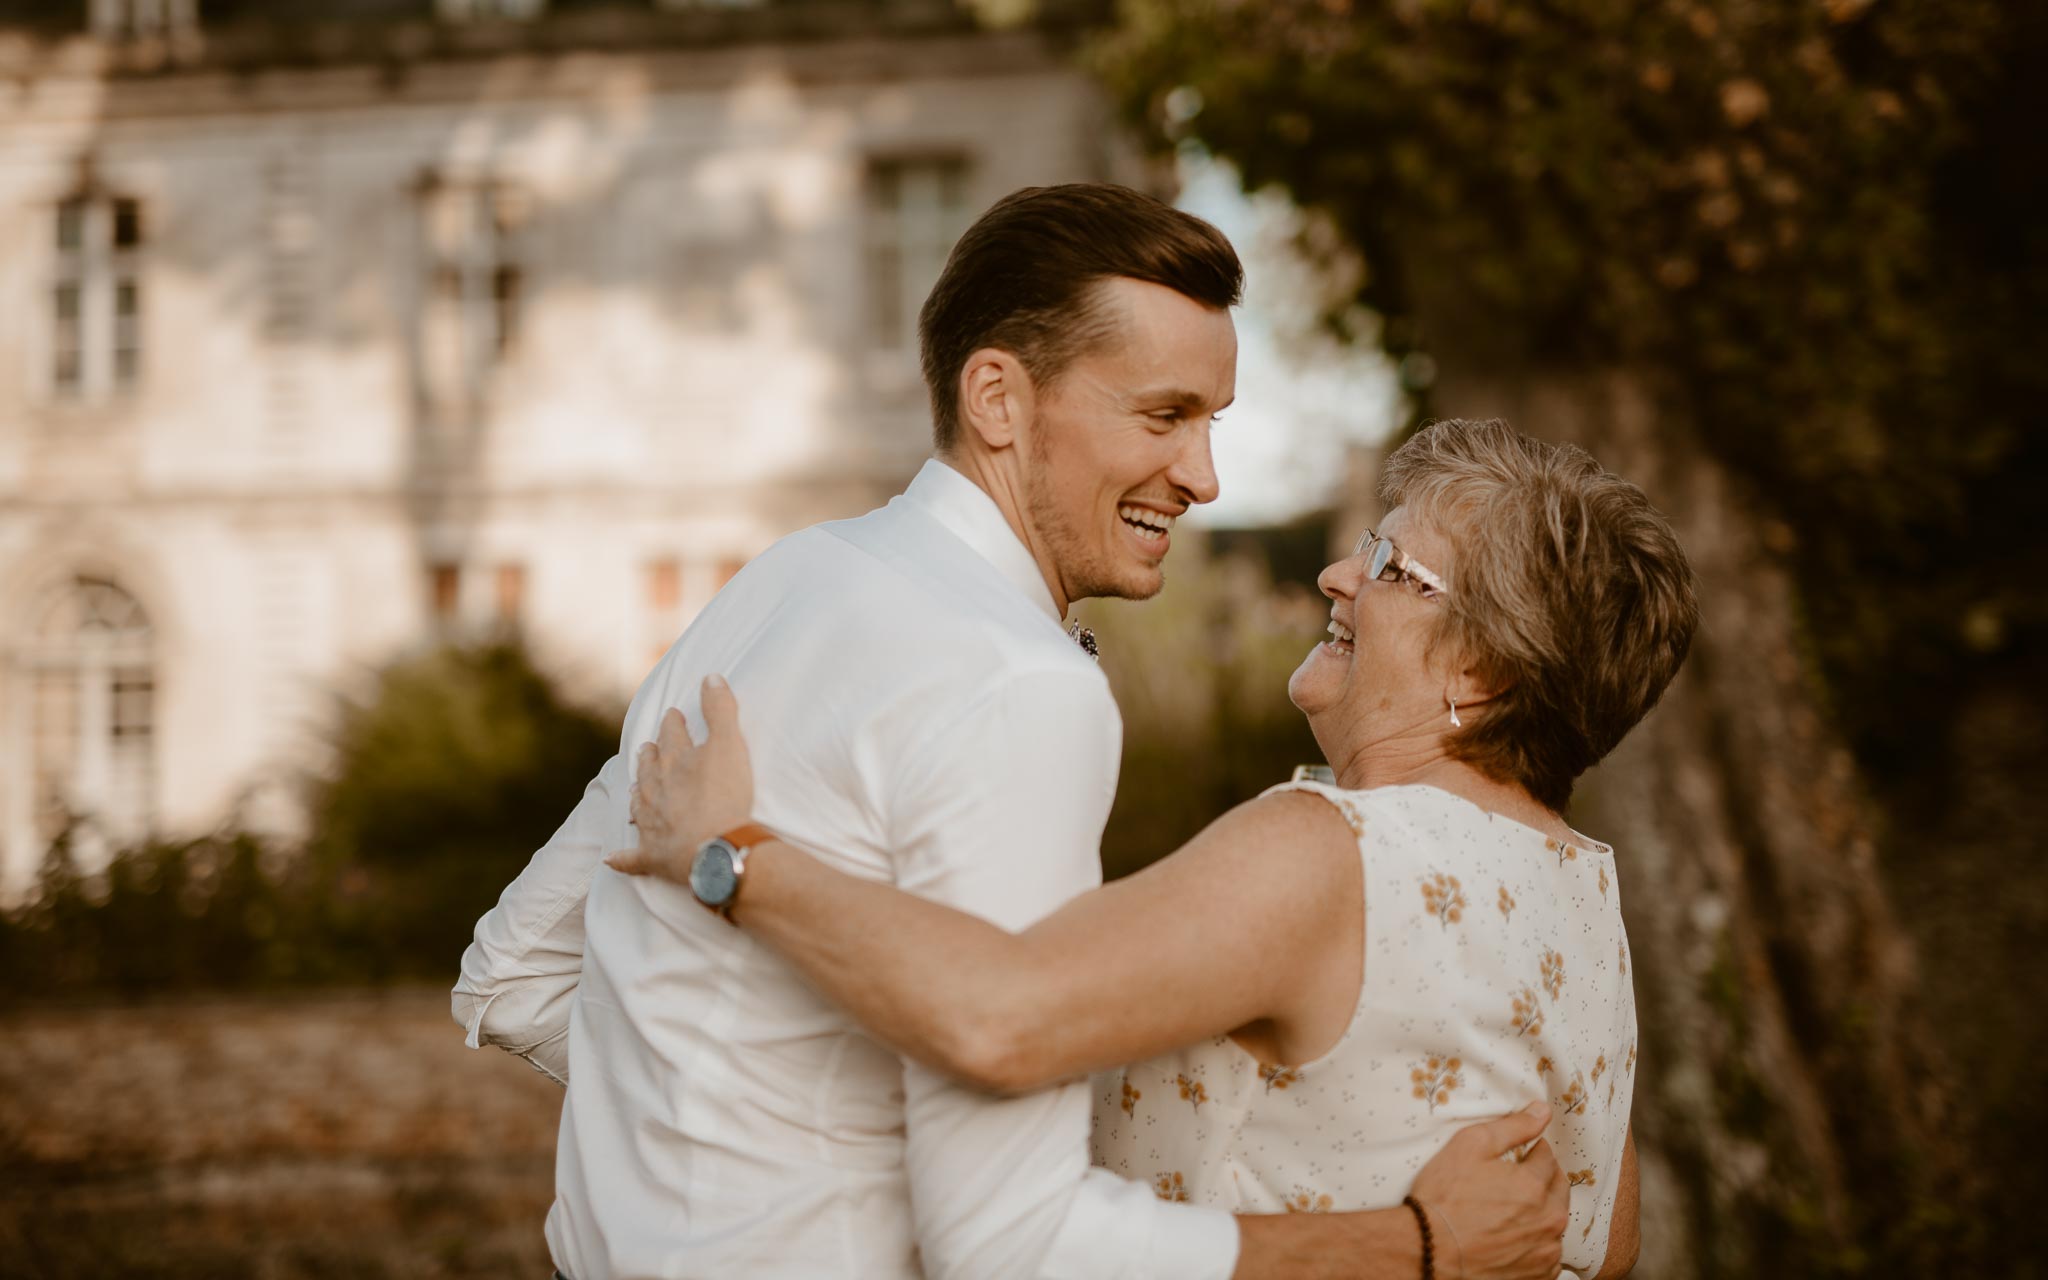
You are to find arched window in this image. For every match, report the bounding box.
[24,577,155,857]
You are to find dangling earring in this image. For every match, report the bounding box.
[1448,696,1462,728]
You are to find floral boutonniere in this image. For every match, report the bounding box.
[1068,620,1099,661]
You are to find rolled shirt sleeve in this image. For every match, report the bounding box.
[451,750,626,1085]
[887,668,1241,1280]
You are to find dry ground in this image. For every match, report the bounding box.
[0,988,563,1279]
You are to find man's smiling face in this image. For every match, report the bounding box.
[1022,276,1238,606]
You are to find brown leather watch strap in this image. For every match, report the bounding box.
[720,823,775,850]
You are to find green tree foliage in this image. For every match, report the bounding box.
[1093,0,2045,777]
[0,829,289,1000]
[1087,2,2046,1271]
[0,641,618,1003]
[303,641,619,979]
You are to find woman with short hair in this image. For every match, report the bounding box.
[618,418,1696,1279]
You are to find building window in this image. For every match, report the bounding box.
[429,563,462,624]
[89,0,197,39]
[52,192,145,402]
[24,578,155,854]
[865,157,971,352]
[419,178,528,416]
[643,559,684,672]
[494,564,526,627]
[646,559,681,612]
[436,0,546,19]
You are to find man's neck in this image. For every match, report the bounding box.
[933,449,1072,617]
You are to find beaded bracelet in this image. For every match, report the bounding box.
[1401,1195,1436,1280]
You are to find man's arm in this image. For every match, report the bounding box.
[450,751,623,1084]
[875,667,1239,1280]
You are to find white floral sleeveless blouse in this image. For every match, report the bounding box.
[1091,782,1636,1277]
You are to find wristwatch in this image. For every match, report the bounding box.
[688,823,775,920]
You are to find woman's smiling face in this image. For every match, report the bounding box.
[1288,505,1461,745]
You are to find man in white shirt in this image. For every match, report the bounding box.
[457,184,1568,1279]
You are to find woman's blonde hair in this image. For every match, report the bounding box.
[1381,419,1699,811]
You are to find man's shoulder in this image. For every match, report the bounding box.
[703,499,1112,734]
[769,503,1085,663]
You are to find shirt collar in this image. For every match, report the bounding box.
[900,458,1062,622]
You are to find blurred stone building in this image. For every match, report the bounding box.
[0,0,1138,894]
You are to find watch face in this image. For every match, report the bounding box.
[690,841,739,907]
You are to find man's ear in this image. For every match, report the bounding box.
[957,347,1034,453]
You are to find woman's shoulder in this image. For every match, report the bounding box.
[1265,781,1616,856]
[1241,780,1376,847]
[1253,779,1480,842]
[1188,786,1368,901]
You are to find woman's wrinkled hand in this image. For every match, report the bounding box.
[606,675,757,883]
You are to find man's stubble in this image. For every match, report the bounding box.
[1024,424,1164,607]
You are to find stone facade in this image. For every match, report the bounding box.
[0,0,1140,893]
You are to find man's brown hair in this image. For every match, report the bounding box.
[918,183,1243,451]
[1382,419,1700,811]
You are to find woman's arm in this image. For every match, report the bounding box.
[747,793,1356,1092]
[1590,1127,1640,1279]
[613,680,1362,1095]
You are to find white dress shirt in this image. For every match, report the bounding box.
[454,460,1241,1280]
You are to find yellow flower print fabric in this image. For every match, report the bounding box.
[1090,782,1637,1278]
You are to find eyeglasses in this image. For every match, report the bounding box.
[1352,528,1450,600]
